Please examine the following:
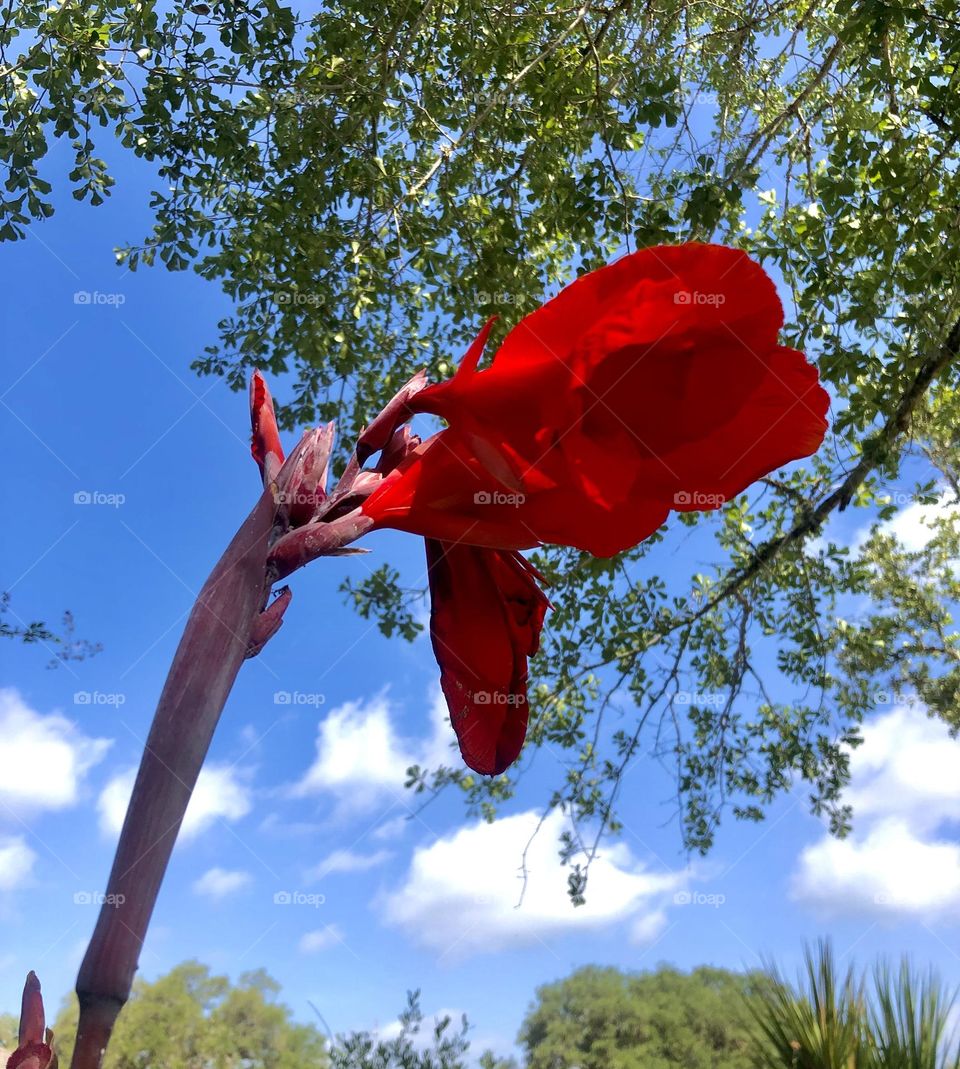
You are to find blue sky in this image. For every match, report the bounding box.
[3,133,960,1063]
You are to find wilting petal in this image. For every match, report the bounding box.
[250,370,285,485]
[426,539,549,776]
[375,425,421,476]
[356,370,428,465]
[277,423,335,524]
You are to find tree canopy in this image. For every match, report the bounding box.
[0,1011,18,1057]
[51,961,328,1068]
[519,963,757,1069]
[46,963,513,1069]
[4,0,960,863]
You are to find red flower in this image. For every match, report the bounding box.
[425,540,550,775]
[254,243,830,776]
[7,973,56,1069]
[362,242,828,556]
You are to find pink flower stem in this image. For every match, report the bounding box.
[70,490,279,1069]
[68,369,401,1069]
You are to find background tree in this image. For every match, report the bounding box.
[0,1010,17,1051]
[519,963,757,1069]
[51,961,328,1068]
[328,990,506,1069]
[0,593,101,666]
[4,0,960,865]
[45,963,512,1068]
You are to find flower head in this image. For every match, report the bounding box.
[251,243,830,775]
[362,243,829,556]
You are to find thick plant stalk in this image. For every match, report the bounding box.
[68,371,407,1069]
[70,490,277,1069]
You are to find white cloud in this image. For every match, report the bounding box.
[380,808,685,959]
[307,848,392,880]
[840,705,960,831]
[294,695,410,800]
[371,816,410,842]
[299,923,346,954]
[0,836,37,891]
[882,490,960,552]
[850,487,960,556]
[98,763,252,840]
[0,688,111,811]
[795,818,960,914]
[793,705,960,918]
[631,909,669,943]
[193,867,252,900]
[293,690,453,812]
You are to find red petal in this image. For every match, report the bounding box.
[496,243,783,377]
[426,539,549,775]
[661,346,829,507]
[362,431,541,551]
[250,371,285,483]
[389,243,828,555]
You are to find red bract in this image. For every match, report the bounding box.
[250,372,285,485]
[252,242,830,776]
[362,242,829,556]
[7,972,56,1069]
